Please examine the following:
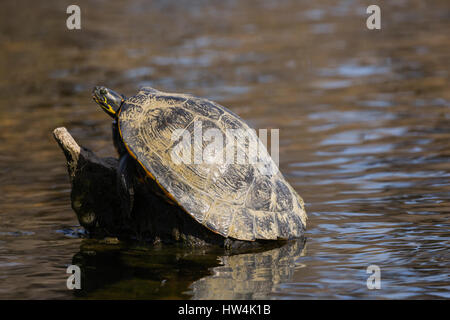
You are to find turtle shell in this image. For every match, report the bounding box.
[118,87,307,241]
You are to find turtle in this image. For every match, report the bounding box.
[92,86,307,241]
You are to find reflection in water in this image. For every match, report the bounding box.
[70,239,305,300]
[189,239,306,299]
[71,241,221,299]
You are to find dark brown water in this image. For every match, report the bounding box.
[0,0,449,299]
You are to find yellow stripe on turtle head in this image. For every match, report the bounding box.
[101,96,117,116]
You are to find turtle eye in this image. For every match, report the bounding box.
[99,88,107,95]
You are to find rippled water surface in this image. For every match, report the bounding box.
[0,0,449,299]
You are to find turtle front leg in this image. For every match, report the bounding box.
[117,153,135,218]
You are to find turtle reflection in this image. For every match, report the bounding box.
[70,238,306,299]
[188,238,306,299]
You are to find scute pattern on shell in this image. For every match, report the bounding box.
[118,87,307,241]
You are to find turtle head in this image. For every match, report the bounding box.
[92,86,125,118]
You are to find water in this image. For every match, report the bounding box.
[0,0,449,299]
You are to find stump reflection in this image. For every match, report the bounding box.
[70,238,306,299]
